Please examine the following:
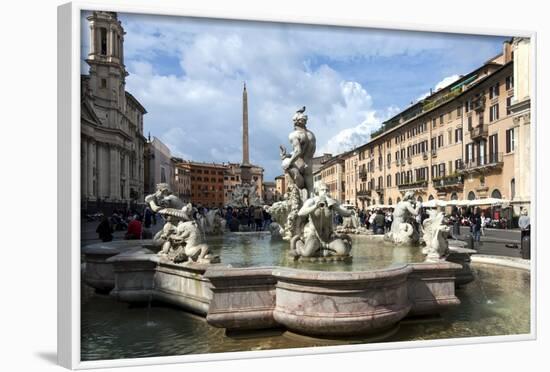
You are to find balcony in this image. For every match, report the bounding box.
[423,152,428,160]
[398,180,428,191]
[357,190,371,198]
[458,153,504,174]
[433,175,463,191]
[375,186,384,194]
[400,158,406,166]
[471,94,486,112]
[431,149,437,158]
[359,170,368,180]
[407,157,412,164]
[470,124,488,141]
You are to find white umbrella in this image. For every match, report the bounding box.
[422,199,447,208]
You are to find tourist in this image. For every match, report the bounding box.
[471,209,482,242]
[369,211,376,232]
[125,215,142,240]
[253,207,264,231]
[262,208,272,230]
[374,210,385,234]
[518,209,530,241]
[229,211,240,232]
[96,215,113,242]
[385,211,393,230]
[480,212,487,236]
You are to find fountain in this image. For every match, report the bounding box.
[83,107,484,341]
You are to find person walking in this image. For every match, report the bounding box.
[96,215,113,242]
[480,212,487,236]
[471,209,482,243]
[518,209,530,241]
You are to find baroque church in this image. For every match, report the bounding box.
[81,11,147,214]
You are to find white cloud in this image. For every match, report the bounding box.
[416,74,462,102]
[80,12,505,180]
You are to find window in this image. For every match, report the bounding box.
[431,165,438,179]
[396,173,400,185]
[456,105,462,117]
[465,143,474,163]
[439,114,444,125]
[100,28,107,55]
[465,100,470,113]
[448,131,452,145]
[387,175,392,187]
[506,96,514,114]
[387,153,391,164]
[506,128,515,153]
[438,163,446,177]
[455,128,463,143]
[489,134,498,162]
[455,159,463,171]
[432,118,437,128]
[489,83,500,99]
[506,75,514,90]
[100,78,107,89]
[437,134,444,148]
[490,104,499,122]
[467,116,473,131]
[431,137,436,151]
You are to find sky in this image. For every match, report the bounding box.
[81,11,508,181]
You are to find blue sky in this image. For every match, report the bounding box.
[81,11,508,181]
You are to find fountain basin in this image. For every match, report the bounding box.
[103,248,462,338]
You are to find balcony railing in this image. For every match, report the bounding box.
[470,124,488,140]
[423,152,428,160]
[400,158,405,166]
[357,190,371,198]
[458,153,504,173]
[433,175,463,190]
[359,170,368,179]
[398,180,428,190]
[407,157,412,164]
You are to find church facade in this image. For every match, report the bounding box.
[81,11,147,214]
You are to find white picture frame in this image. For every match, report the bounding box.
[57,1,537,369]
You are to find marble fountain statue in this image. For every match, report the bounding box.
[82,107,476,340]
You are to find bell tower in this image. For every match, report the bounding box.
[85,11,128,127]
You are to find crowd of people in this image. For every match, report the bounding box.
[93,205,274,242]
[92,203,530,244]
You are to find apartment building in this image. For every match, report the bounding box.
[340,37,531,216]
[184,161,226,208]
[314,155,346,202]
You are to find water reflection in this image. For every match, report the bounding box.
[81,262,530,361]
[206,232,425,271]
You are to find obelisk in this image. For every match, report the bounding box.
[240,82,252,184]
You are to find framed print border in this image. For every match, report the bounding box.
[58,1,537,369]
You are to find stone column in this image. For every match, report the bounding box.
[89,25,95,55]
[125,152,130,201]
[82,137,88,198]
[518,114,530,205]
[88,140,95,198]
[110,145,120,199]
[107,27,114,57]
